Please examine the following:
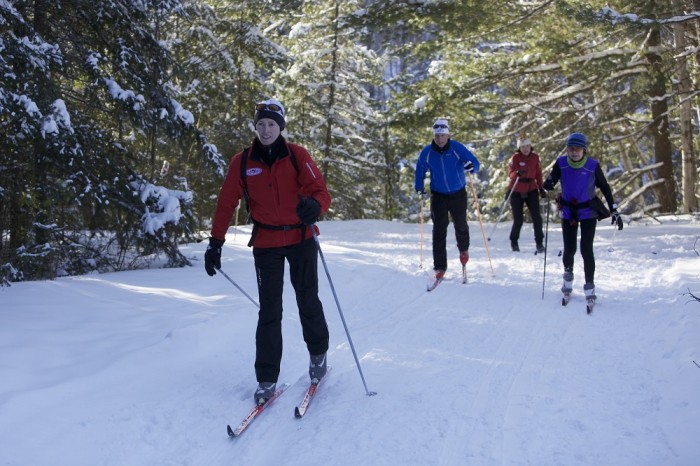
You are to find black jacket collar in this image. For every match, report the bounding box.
[251,135,286,166]
[431,139,451,154]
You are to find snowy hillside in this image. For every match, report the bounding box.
[1,217,699,465]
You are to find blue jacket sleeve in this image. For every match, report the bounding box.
[414,146,429,192]
[453,142,480,173]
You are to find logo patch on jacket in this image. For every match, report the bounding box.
[246,168,263,176]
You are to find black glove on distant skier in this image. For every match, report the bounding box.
[539,189,547,199]
[463,161,475,173]
[297,197,321,225]
[611,209,623,230]
[516,169,525,177]
[204,237,224,276]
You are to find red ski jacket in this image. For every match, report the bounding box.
[210,137,331,248]
[507,150,544,194]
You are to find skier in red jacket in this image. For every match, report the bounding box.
[507,136,546,253]
[205,99,331,405]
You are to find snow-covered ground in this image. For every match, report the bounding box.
[1,216,699,465]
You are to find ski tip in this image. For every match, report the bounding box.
[294,407,302,418]
[227,425,236,437]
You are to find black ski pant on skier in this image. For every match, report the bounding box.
[509,190,544,246]
[431,190,470,271]
[252,237,329,384]
[561,218,597,284]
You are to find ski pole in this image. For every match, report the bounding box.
[487,176,520,241]
[419,196,425,268]
[607,225,618,252]
[541,192,550,300]
[311,227,376,397]
[467,173,495,276]
[218,268,260,309]
[233,202,240,241]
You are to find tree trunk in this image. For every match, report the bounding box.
[33,0,50,248]
[671,0,698,213]
[321,0,340,185]
[644,10,678,213]
[692,0,700,209]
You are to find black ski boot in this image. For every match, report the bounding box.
[254,382,276,405]
[309,352,327,383]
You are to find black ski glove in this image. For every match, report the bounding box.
[204,237,224,276]
[611,209,623,230]
[516,169,525,176]
[463,161,475,173]
[297,197,321,225]
[539,189,547,199]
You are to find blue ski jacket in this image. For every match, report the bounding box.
[414,139,480,195]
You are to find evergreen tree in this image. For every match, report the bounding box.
[271,0,384,219]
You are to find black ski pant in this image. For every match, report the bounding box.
[561,218,597,285]
[431,189,470,271]
[252,237,329,383]
[509,190,544,245]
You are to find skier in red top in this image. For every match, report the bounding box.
[507,136,546,253]
[205,99,330,405]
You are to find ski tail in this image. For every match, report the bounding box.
[586,298,595,315]
[427,278,443,291]
[228,382,290,437]
[562,291,571,306]
[295,367,332,418]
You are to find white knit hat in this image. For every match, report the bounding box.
[518,136,531,148]
[432,118,450,135]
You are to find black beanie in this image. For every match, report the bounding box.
[254,99,286,131]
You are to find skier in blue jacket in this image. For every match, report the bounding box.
[415,118,480,279]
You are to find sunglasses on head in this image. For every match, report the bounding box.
[433,124,448,129]
[255,103,284,114]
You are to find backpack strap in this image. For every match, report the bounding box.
[240,146,253,215]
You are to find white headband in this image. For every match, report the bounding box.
[433,119,450,135]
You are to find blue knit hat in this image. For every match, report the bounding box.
[566,132,587,149]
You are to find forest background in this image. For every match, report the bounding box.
[1,0,699,283]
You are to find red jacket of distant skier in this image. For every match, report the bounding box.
[508,150,544,194]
